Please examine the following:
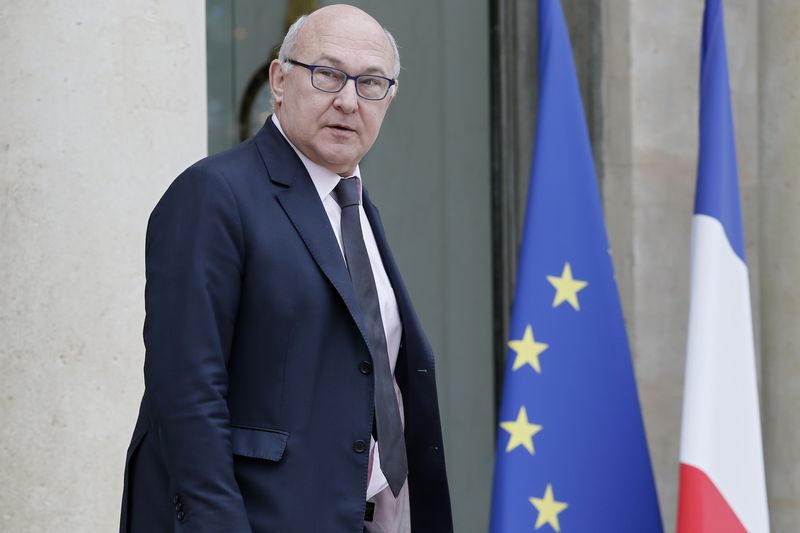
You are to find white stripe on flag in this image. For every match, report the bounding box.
[680,214,769,532]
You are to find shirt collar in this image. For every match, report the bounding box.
[272,114,362,203]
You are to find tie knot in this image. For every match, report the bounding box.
[334,177,360,208]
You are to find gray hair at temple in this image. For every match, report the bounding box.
[277,14,402,79]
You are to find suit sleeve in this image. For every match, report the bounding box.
[142,164,252,532]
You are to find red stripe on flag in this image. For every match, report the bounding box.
[677,463,747,532]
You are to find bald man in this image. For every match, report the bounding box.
[119,6,452,533]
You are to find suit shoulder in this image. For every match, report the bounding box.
[188,138,263,186]
[152,121,297,220]
[157,138,265,205]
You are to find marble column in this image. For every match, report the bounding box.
[0,2,206,531]
[759,2,800,531]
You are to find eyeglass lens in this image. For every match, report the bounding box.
[311,67,390,100]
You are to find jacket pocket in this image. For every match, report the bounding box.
[230,425,289,461]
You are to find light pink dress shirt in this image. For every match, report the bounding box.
[273,117,411,532]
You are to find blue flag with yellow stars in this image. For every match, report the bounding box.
[489,1,663,531]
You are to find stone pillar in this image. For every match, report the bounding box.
[759,2,800,531]
[0,2,206,531]
[601,1,760,530]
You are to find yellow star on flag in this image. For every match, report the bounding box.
[508,325,549,373]
[499,406,542,454]
[547,262,588,310]
[530,484,569,532]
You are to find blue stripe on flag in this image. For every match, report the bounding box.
[694,0,746,261]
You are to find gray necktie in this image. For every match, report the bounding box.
[334,177,407,497]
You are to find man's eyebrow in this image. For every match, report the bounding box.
[315,54,390,77]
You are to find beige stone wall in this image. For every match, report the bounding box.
[602,3,698,526]
[0,2,206,531]
[603,1,798,531]
[760,2,800,531]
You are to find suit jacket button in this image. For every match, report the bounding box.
[175,502,183,512]
[353,440,367,453]
[173,494,180,504]
[177,510,185,521]
[359,361,373,375]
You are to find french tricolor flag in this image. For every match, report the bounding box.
[677,1,770,532]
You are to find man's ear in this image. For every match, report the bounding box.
[386,79,399,103]
[269,59,285,106]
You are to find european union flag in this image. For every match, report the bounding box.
[489,1,663,531]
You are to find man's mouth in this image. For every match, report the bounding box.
[327,124,356,133]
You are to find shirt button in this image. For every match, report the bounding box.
[359,361,373,375]
[353,440,367,453]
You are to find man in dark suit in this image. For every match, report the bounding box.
[120,4,452,533]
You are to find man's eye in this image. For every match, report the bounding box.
[317,68,340,79]
[359,77,380,87]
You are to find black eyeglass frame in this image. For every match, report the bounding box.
[284,59,397,101]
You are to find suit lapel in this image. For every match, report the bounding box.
[362,190,421,341]
[254,117,372,347]
[363,192,436,403]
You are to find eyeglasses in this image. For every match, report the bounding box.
[285,59,396,101]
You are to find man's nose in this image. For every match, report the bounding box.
[333,79,359,113]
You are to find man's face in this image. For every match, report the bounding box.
[270,8,396,176]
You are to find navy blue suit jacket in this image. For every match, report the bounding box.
[120,118,452,532]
